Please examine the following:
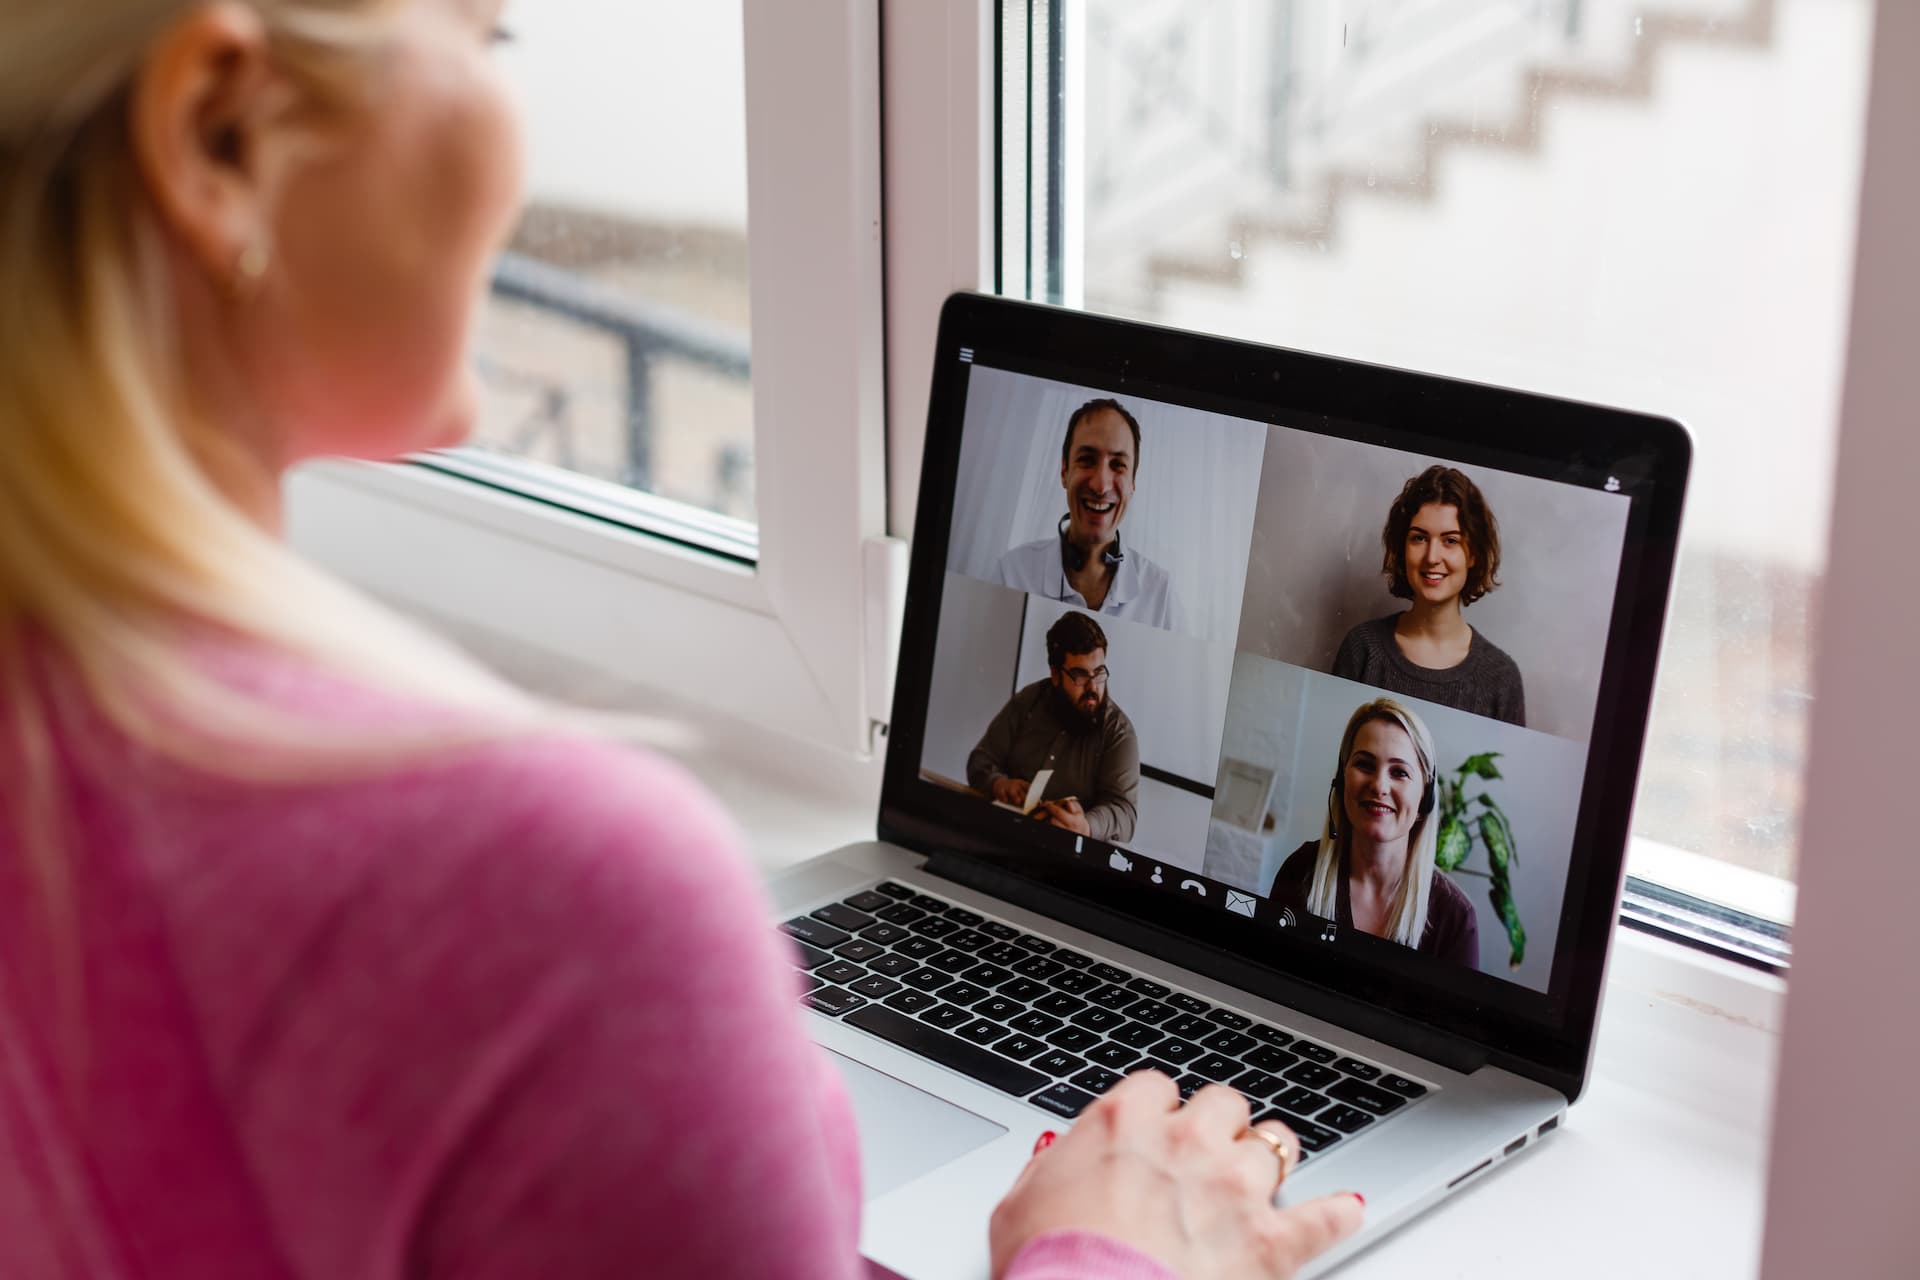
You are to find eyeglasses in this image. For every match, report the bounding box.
[1061,665,1109,687]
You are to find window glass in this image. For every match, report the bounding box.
[1003,0,1877,919]
[463,2,755,526]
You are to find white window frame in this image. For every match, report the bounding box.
[288,0,893,755]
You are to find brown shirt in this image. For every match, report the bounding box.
[965,679,1140,843]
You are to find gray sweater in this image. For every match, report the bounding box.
[1331,613,1526,727]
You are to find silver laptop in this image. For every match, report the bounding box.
[770,293,1689,1278]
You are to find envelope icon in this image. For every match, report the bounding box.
[1224,889,1257,917]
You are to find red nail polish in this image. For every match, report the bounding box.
[1032,1131,1057,1155]
[1351,1192,1366,1208]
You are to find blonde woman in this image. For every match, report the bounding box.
[1265,699,1480,969]
[0,3,1363,1277]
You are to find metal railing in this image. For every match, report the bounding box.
[484,249,751,495]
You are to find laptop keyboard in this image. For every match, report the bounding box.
[783,881,1432,1163]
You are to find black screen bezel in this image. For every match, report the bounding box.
[879,293,1690,1099]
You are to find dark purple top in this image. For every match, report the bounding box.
[1265,841,1480,971]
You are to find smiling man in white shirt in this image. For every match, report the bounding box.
[993,397,1183,632]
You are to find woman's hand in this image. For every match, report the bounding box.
[989,1072,1364,1280]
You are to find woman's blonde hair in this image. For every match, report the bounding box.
[1304,697,1440,948]
[0,2,549,958]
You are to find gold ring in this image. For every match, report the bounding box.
[1240,1126,1295,1186]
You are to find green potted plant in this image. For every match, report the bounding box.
[1433,752,1526,970]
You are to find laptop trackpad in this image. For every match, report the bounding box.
[825,1050,1007,1199]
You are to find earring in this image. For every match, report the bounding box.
[230,234,271,297]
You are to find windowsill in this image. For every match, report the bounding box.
[447,618,1784,1277]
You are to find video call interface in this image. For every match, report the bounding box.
[918,361,1635,996]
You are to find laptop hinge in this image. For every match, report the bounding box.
[863,534,909,750]
[921,851,1490,1076]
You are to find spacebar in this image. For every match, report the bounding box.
[843,1006,1048,1097]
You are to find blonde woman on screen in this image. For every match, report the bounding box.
[1265,698,1480,969]
[0,3,1359,1277]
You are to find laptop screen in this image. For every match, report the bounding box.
[884,295,1687,1071]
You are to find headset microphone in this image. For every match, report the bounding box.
[1057,514,1125,571]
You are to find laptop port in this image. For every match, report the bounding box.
[1538,1115,1560,1137]
[1504,1136,1527,1156]
[1447,1159,1493,1190]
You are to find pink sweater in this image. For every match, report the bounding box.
[0,649,1172,1280]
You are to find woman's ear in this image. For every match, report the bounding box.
[128,2,291,290]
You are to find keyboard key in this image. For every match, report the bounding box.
[1087,984,1137,1011]
[1283,1062,1341,1090]
[911,894,949,912]
[1049,970,1100,994]
[1133,1058,1184,1078]
[1273,1086,1328,1115]
[1379,1074,1429,1098]
[1152,1038,1204,1065]
[797,973,823,994]
[1209,1010,1252,1031]
[1228,1069,1286,1100]
[1292,1040,1337,1064]
[1015,935,1057,955]
[1260,1110,1340,1152]
[875,881,915,900]
[958,1018,1011,1046]
[1317,1104,1376,1134]
[947,929,993,952]
[938,982,992,1007]
[1089,963,1132,986]
[1248,1025,1294,1047]
[961,963,1015,987]
[995,1033,1049,1061]
[980,943,1027,966]
[851,974,902,998]
[909,917,960,940]
[1030,1083,1096,1118]
[842,890,894,913]
[805,986,868,1016]
[1174,1075,1210,1101]
[811,903,877,932]
[1070,1066,1125,1095]
[1069,1007,1127,1033]
[975,996,1023,1022]
[1328,1078,1409,1116]
[980,920,1021,940]
[1046,1027,1104,1054]
[895,936,942,960]
[857,923,911,946]
[1009,1011,1063,1036]
[1032,993,1088,1018]
[1125,998,1175,1025]
[876,902,925,925]
[921,1004,972,1030]
[1051,949,1094,969]
[928,949,978,974]
[1087,1042,1141,1070]
[1031,1050,1089,1078]
[1109,1022,1166,1050]
[843,1005,1047,1096]
[1191,1054,1243,1083]
[787,940,832,970]
[943,907,984,927]
[1014,955,1065,979]
[868,953,917,977]
[1243,1046,1300,1073]
[884,989,939,1015]
[816,960,865,985]
[1164,1015,1215,1040]
[834,940,887,963]
[901,967,950,991]
[1126,977,1172,999]
[1166,993,1211,1015]
[1334,1058,1381,1081]
[1201,1029,1257,1057]
[782,917,851,949]
[997,977,1050,1002]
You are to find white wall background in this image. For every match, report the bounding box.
[1203,652,1584,990]
[920,572,1027,784]
[946,365,1267,645]
[1236,427,1631,743]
